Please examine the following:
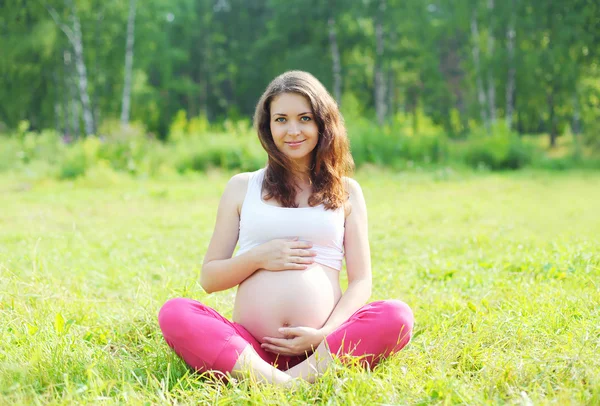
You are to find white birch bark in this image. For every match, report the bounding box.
[374,0,387,125]
[328,16,342,106]
[388,70,395,117]
[505,0,516,131]
[486,0,496,125]
[53,70,61,134]
[69,3,94,136]
[69,63,80,139]
[470,10,489,132]
[121,0,137,126]
[62,50,71,137]
[47,2,95,136]
[93,8,104,131]
[572,92,581,135]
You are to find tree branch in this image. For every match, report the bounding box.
[44,3,75,46]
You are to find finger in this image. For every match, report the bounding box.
[292,249,318,257]
[289,241,313,249]
[284,263,308,270]
[261,343,291,354]
[278,327,303,336]
[290,256,315,265]
[263,337,292,347]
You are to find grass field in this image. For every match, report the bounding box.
[1,167,599,405]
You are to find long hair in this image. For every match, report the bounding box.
[253,71,354,210]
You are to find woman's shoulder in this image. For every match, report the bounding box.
[341,176,365,218]
[228,171,251,186]
[342,176,362,196]
[224,168,266,204]
[227,167,264,187]
[221,171,252,210]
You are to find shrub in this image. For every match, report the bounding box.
[173,134,266,173]
[459,132,536,170]
[59,145,87,179]
[347,117,448,167]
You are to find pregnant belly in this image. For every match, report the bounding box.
[232,264,342,343]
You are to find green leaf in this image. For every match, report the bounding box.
[27,323,38,335]
[54,313,65,335]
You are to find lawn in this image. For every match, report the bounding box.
[1,167,599,404]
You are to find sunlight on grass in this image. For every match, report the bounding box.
[1,168,599,404]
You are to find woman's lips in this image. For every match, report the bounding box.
[286,140,306,147]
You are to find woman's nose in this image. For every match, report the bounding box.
[287,122,300,135]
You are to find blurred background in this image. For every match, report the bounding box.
[1,0,599,178]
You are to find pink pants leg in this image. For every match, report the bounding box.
[158,298,414,375]
[324,300,414,368]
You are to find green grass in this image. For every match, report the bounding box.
[1,167,599,405]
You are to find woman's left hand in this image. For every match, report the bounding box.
[261,326,326,356]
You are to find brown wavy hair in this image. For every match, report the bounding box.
[254,71,354,210]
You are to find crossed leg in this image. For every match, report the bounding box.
[159,298,414,386]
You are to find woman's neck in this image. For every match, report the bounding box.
[288,159,313,187]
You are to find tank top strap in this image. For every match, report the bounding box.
[249,167,266,202]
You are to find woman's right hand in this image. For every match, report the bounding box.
[253,238,317,271]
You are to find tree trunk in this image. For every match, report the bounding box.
[388,70,395,118]
[374,0,386,125]
[548,89,557,147]
[505,0,516,131]
[328,15,342,106]
[408,87,419,134]
[70,66,80,139]
[93,5,104,132]
[67,1,95,136]
[53,69,61,134]
[62,50,71,138]
[571,91,581,156]
[486,0,496,126]
[470,10,489,132]
[121,0,137,126]
[572,92,580,136]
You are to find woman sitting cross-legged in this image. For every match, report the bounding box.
[158,70,414,386]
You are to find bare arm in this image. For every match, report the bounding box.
[200,173,259,294]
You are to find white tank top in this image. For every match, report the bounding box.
[235,168,345,270]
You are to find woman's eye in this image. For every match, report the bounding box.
[275,117,286,123]
[300,116,311,122]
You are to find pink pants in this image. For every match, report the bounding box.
[158,298,414,374]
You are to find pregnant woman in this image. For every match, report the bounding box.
[158,71,414,385]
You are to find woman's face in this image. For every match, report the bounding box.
[269,92,319,169]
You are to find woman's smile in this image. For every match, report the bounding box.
[286,140,306,148]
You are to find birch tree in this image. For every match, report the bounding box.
[121,0,137,126]
[328,14,342,106]
[470,7,489,132]
[486,0,496,125]
[46,1,95,137]
[374,0,387,125]
[505,0,516,130]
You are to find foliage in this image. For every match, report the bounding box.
[2,116,600,180]
[347,114,449,168]
[1,0,599,149]
[458,131,538,170]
